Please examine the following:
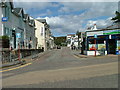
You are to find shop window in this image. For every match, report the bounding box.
[89,40,94,44]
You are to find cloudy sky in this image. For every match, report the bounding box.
[14,1,119,36]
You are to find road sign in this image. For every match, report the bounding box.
[2,17,8,22]
[94,34,97,38]
[16,33,21,38]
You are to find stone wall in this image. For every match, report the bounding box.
[1,49,44,64]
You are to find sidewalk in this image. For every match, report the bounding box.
[71,49,118,58]
[1,50,51,68]
[71,50,90,58]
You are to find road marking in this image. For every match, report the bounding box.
[0,63,32,72]
[73,55,79,58]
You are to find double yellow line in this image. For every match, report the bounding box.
[0,63,32,72]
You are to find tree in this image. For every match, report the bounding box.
[54,36,66,46]
[111,11,120,23]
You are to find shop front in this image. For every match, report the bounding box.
[85,29,120,55]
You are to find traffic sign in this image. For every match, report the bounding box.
[16,33,21,38]
[94,34,97,38]
[2,17,8,22]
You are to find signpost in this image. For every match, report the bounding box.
[16,33,21,38]
[94,34,97,57]
[16,33,21,62]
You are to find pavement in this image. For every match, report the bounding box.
[72,49,119,58]
[1,50,51,68]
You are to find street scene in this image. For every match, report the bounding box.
[0,0,120,89]
[2,47,119,88]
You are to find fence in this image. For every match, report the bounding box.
[1,48,44,64]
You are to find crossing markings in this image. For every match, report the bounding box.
[0,63,32,73]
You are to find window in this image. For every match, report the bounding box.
[41,27,43,36]
[30,37,32,40]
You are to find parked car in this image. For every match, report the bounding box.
[57,46,61,49]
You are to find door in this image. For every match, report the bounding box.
[108,39,116,54]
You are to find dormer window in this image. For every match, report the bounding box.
[12,9,14,13]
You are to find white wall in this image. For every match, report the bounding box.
[86,51,107,56]
[35,19,46,50]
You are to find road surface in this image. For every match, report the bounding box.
[2,47,119,88]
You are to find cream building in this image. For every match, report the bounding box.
[35,19,46,51]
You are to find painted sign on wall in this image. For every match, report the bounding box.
[2,17,8,22]
[89,44,96,50]
[103,29,120,35]
[87,31,103,36]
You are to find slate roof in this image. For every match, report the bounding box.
[13,8,22,14]
[24,14,29,20]
[37,19,46,23]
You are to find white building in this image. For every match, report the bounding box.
[67,34,79,49]
[35,19,46,50]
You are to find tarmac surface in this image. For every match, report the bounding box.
[2,47,119,88]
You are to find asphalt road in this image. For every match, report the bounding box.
[2,47,119,88]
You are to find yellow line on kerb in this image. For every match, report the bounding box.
[0,63,32,72]
[73,55,79,58]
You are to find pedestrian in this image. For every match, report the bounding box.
[28,44,31,49]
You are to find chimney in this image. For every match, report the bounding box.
[93,24,97,30]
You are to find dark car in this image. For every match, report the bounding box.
[57,46,61,49]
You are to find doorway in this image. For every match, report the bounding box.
[12,30,16,49]
[108,39,116,54]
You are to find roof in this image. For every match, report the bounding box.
[10,1,14,9]
[13,8,21,14]
[24,14,29,20]
[29,20,35,27]
[67,34,75,36]
[106,24,119,29]
[37,19,46,23]
[12,8,24,17]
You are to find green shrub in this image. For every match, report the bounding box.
[0,35,9,39]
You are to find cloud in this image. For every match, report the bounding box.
[39,15,113,36]
[41,15,84,36]
[59,2,118,18]
[86,17,113,28]
[14,1,118,36]
[13,2,53,12]
[13,0,119,2]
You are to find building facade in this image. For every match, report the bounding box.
[37,19,52,51]
[35,19,46,50]
[67,34,79,49]
[85,25,120,55]
[0,1,36,49]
